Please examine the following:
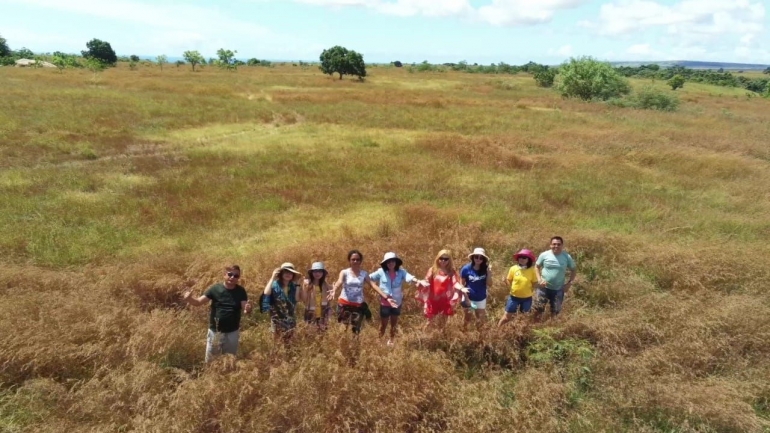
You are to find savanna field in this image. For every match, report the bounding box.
[1,63,770,432]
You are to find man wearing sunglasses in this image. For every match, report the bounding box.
[183,264,252,362]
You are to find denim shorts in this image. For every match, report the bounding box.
[504,296,532,313]
[380,305,401,317]
[534,287,564,314]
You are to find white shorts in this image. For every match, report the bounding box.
[468,299,486,310]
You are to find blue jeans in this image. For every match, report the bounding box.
[534,287,564,314]
[205,329,239,362]
[505,296,532,313]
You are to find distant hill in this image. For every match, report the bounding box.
[611,60,769,70]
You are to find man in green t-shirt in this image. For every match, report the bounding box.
[534,236,576,320]
[183,264,251,362]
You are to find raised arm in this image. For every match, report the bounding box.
[182,291,210,307]
[263,268,280,296]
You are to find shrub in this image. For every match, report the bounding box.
[392,60,402,67]
[533,67,557,88]
[557,56,631,101]
[608,86,679,112]
[668,74,685,90]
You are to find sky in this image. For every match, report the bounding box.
[1,0,768,64]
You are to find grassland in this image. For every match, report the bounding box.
[1,63,769,433]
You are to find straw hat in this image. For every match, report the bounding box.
[279,262,301,275]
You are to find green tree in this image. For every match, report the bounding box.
[51,55,67,73]
[216,48,237,70]
[182,50,204,71]
[175,60,185,68]
[156,54,167,71]
[533,67,557,88]
[557,56,631,101]
[129,54,140,62]
[668,74,685,90]
[0,34,10,58]
[763,67,770,75]
[15,47,34,59]
[319,45,367,80]
[81,39,117,65]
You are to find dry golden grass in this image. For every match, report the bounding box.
[1,63,770,432]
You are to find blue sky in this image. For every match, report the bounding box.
[1,0,768,64]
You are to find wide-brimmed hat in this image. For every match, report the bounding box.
[307,261,327,277]
[279,262,301,275]
[513,249,536,263]
[467,247,489,261]
[380,252,403,267]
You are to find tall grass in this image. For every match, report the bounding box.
[1,64,770,432]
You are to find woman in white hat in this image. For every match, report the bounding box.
[459,247,491,331]
[261,262,302,336]
[302,261,332,328]
[369,252,424,345]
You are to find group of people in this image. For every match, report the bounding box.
[183,236,577,362]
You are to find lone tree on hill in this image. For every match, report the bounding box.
[319,45,366,80]
[216,48,238,70]
[129,55,140,62]
[764,67,770,75]
[557,56,631,101]
[668,74,685,90]
[0,34,10,58]
[82,38,117,65]
[183,50,204,71]
[156,54,167,71]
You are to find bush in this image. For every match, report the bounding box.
[533,67,557,88]
[0,33,9,58]
[557,56,631,101]
[392,60,402,68]
[608,86,679,112]
[668,74,685,90]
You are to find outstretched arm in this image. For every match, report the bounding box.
[182,291,210,307]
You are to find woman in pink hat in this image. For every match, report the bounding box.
[498,249,537,327]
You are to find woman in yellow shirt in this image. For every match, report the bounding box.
[498,249,537,327]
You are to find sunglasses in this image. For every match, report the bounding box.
[438,257,450,262]
[226,272,240,278]
[472,255,485,260]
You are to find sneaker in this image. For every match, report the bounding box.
[386,339,394,347]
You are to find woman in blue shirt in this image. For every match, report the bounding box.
[369,252,422,346]
[459,247,491,331]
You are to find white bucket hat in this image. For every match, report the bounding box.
[468,247,489,261]
[380,252,403,267]
[307,261,328,277]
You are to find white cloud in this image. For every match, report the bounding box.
[586,0,769,62]
[292,0,588,25]
[589,0,765,38]
[554,44,573,56]
[3,0,271,55]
